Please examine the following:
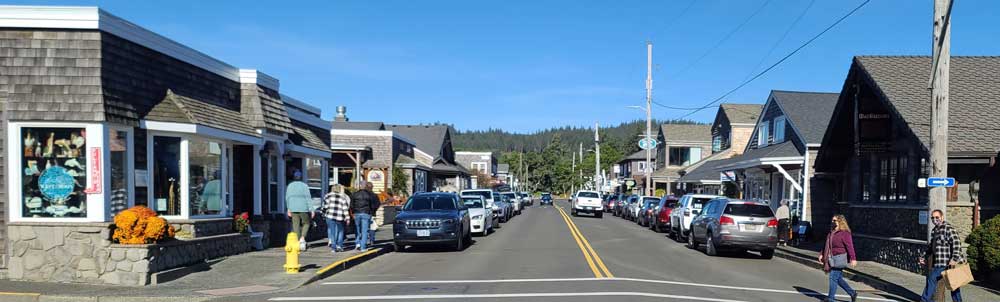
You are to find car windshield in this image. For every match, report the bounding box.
[403,195,457,211]
[541,193,551,199]
[662,201,678,208]
[462,198,483,208]
[463,191,492,200]
[501,193,516,200]
[577,192,599,198]
[690,197,713,210]
[642,197,659,203]
[725,203,774,217]
[644,200,658,208]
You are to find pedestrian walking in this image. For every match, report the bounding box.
[775,200,791,246]
[350,181,380,252]
[285,170,315,251]
[919,209,965,302]
[819,214,858,302]
[322,184,351,253]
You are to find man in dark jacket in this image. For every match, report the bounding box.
[350,181,379,251]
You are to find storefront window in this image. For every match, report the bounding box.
[306,158,323,199]
[189,139,224,216]
[20,127,87,218]
[153,136,181,216]
[110,130,129,216]
[268,154,279,213]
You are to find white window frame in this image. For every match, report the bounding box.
[145,131,231,220]
[758,122,770,147]
[7,122,107,222]
[107,125,135,217]
[773,116,786,144]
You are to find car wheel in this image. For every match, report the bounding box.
[571,209,577,217]
[465,231,473,246]
[655,222,662,233]
[596,212,603,219]
[454,232,465,251]
[687,228,698,249]
[706,233,717,256]
[761,249,775,259]
[392,241,404,252]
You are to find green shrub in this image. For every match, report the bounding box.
[966,215,1000,277]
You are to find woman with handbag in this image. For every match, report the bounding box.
[819,215,858,302]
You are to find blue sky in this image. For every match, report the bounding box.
[11,1,1000,132]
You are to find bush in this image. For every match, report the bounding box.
[112,206,176,244]
[654,189,665,197]
[966,215,1000,278]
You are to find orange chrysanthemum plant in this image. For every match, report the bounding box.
[112,206,176,244]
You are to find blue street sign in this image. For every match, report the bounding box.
[638,138,657,150]
[926,177,956,188]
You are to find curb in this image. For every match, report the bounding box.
[773,248,921,300]
[0,294,214,302]
[299,245,395,287]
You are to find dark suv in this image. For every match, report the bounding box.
[540,193,553,205]
[393,192,472,251]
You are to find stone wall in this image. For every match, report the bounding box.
[171,218,234,238]
[854,235,927,274]
[7,222,250,285]
[848,206,925,240]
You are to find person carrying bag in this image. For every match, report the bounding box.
[819,215,858,302]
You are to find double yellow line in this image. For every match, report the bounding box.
[555,206,614,278]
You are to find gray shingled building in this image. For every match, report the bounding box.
[814,56,1000,273]
[0,6,332,285]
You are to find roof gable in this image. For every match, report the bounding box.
[386,125,450,159]
[855,56,1000,154]
[719,103,764,125]
[770,90,839,145]
[659,124,712,143]
[146,89,259,137]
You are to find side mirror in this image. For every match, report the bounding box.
[394,206,402,211]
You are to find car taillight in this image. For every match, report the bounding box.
[767,218,778,228]
[719,215,735,225]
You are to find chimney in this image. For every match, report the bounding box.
[335,106,348,122]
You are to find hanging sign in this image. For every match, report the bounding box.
[84,147,102,194]
[638,138,657,150]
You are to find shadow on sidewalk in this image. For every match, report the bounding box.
[792,286,827,301]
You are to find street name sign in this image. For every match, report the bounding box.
[921,177,956,188]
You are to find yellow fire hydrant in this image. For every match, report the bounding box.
[283,232,301,274]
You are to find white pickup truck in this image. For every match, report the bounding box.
[571,190,603,218]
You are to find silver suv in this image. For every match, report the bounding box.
[687,198,778,259]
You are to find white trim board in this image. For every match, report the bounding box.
[239,69,279,91]
[141,121,262,146]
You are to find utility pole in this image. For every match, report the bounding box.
[928,0,951,238]
[579,143,584,189]
[595,122,601,192]
[644,41,654,196]
[571,151,576,194]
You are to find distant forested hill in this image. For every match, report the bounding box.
[452,119,700,153]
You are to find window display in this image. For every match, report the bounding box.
[153,136,181,216]
[21,127,87,218]
[189,139,224,216]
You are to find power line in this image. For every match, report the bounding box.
[677,0,872,119]
[742,0,817,82]
[671,0,773,78]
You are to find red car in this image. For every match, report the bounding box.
[651,195,680,233]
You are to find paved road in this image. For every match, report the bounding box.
[256,200,906,302]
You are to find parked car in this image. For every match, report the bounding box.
[628,195,653,221]
[461,189,499,226]
[393,192,472,252]
[688,198,778,258]
[461,195,493,236]
[603,194,616,212]
[571,190,603,218]
[540,192,553,205]
[636,196,660,227]
[614,194,633,217]
[669,194,720,241]
[651,195,680,233]
[501,192,522,215]
[519,192,533,206]
[492,191,511,223]
[620,195,638,218]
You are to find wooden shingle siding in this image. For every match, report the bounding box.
[0,29,104,122]
[100,33,241,126]
[240,84,292,133]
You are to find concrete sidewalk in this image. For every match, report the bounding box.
[775,242,1000,301]
[0,225,395,302]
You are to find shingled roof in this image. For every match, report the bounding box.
[677,149,736,183]
[720,103,764,125]
[770,90,839,145]
[660,124,712,143]
[288,120,330,152]
[240,83,293,133]
[386,125,450,159]
[332,121,385,130]
[146,90,259,137]
[855,56,1000,154]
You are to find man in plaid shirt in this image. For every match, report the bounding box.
[919,209,964,302]
[322,184,352,253]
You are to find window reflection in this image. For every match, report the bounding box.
[189,139,224,216]
[153,136,181,216]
